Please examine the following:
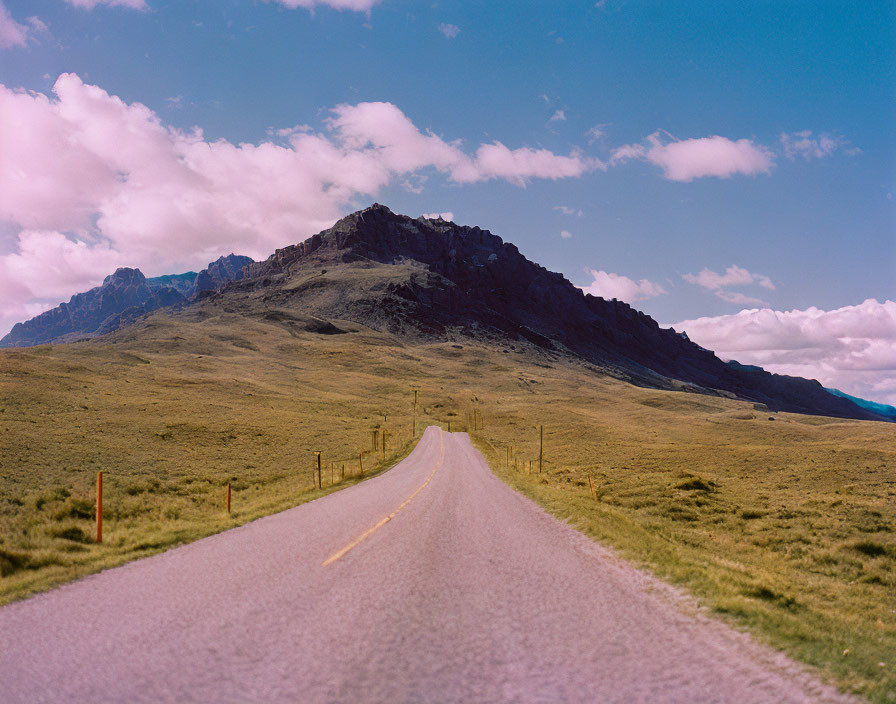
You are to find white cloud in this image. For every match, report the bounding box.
[0,1,29,48]
[422,211,453,221]
[438,23,460,39]
[780,130,856,160]
[560,230,572,239]
[581,269,667,302]
[612,132,774,181]
[553,205,582,217]
[673,299,896,406]
[0,74,600,336]
[64,0,149,9]
[549,109,566,122]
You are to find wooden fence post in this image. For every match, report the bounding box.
[342,464,345,481]
[539,425,544,473]
[96,471,103,543]
[359,452,364,476]
[227,482,232,513]
[316,452,322,489]
[382,431,387,461]
[413,389,418,437]
[589,475,598,501]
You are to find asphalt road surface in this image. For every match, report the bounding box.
[0,427,851,703]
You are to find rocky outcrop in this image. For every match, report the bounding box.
[193,254,253,297]
[147,272,197,296]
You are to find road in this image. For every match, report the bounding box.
[0,426,851,703]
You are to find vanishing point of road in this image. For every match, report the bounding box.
[0,427,851,703]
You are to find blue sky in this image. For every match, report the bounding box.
[1,0,894,402]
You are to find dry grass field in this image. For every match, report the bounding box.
[1,307,894,701]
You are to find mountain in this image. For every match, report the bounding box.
[201,203,882,422]
[0,254,253,348]
[826,388,896,421]
[1,205,886,422]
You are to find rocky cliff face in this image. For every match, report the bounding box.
[231,204,884,422]
[1,255,253,348]
[193,255,253,297]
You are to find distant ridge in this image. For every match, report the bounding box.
[0,254,252,348]
[826,388,896,421]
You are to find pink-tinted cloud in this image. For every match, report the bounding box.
[612,132,774,181]
[26,16,49,33]
[779,130,856,160]
[673,299,896,405]
[553,205,583,216]
[683,265,774,291]
[65,0,148,9]
[328,101,601,186]
[682,264,774,306]
[422,211,454,221]
[438,23,460,38]
[0,1,28,48]
[267,0,381,11]
[0,74,598,336]
[0,231,127,314]
[580,269,667,302]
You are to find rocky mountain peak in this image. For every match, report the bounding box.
[102,267,148,288]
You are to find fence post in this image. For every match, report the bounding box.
[539,425,544,473]
[227,482,232,513]
[382,431,387,461]
[316,452,322,489]
[589,475,598,501]
[96,471,103,543]
[413,389,418,437]
[359,452,364,476]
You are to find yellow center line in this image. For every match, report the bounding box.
[322,431,445,567]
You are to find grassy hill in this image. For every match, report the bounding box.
[1,306,894,700]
